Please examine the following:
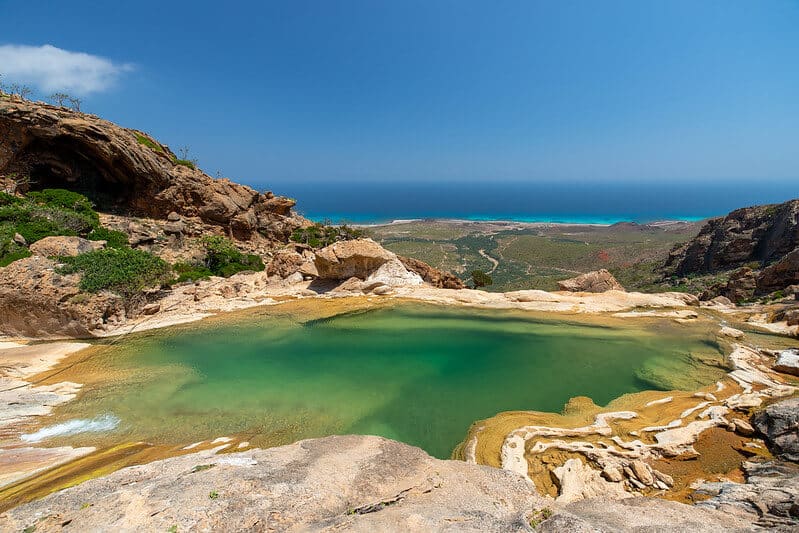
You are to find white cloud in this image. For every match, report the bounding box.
[0,44,133,95]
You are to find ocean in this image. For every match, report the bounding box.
[269,180,797,225]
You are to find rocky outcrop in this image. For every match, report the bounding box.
[0,98,307,243]
[398,255,466,289]
[0,256,124,338]
[752,397,799,461]
[0,435,545,532]
[539,497,755,532]
[774,350,799,377]
[28,235,105,257]
[666,198,799,276]
[314,239,398,280]
[696,460,799,529]
[700,267,758,303]
[758,248,799,293]
[557,269,625,293]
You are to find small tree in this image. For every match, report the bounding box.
[470,269,493,290]
[50,92,70,106]
[68,96,82,111]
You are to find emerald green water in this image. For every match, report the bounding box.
[35,303,725,458]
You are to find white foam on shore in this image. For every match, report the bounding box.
[21,414,120,443]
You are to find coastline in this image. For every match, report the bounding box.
[338,216,707,229]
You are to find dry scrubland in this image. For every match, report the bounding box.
[368,220,704,292]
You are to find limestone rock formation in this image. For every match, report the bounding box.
[0,98,308,243]
[539,496,756,532]
[28,235,105,257]
[398,255,466,289]
[696,461,799,529]
[313,239,398,280]
[557,269,625,293]
[774,349,799,377]
[0,435,545,532]
[666,198,799,276]
[0,256,124,338]
[752,397,799,461]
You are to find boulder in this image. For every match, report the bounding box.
[710,295,733,306]
[313,239,396,280]
[557,269,625,293]
[265,249,305,279]
[719,326,745,339]
[0,435,545,532]
[365,258,424,287]
[773,349,799,377]
[757,248,799,294]
[752,398,799,461]
[28,236,104,257]
[397,255,466,289]
[0,256,123,338]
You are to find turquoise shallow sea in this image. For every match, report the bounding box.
[268,180,797,225]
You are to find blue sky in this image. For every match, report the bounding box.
[2,1,798,190]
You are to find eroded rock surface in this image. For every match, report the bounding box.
[696,461,799,530]
[752,397,799,461]
[0,256,124,338]
[540,497,756,532]
[28,236,105,257]
[557,269,625,293]
[0,98,307,243]
[0,435,545,532]
[666,198,799,276]
[398,255,466,289]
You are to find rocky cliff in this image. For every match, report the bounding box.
[666,198,799,276]
[0,97,307,243]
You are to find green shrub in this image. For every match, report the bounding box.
[87,227,129,248]
[471,269,493,289]
[0,247,31,267]
[57,248,172,300]
[290,223,364,248]
[174,158,196,170]
[15,218,78,243]
[135,133,163,153]
[27,189,99,225]
[201,235,264,277]
[0,192,22,206]
[173,261,213,283]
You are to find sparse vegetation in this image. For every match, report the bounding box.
[528,507,553,528]
[173,261,214,283]
[136,134,164,153]
[57,248,172,301]
[87,227,129,248]
[290,222,364,248]
[200,235,264,277]
[209,490,219,500]
[174,146,198,169]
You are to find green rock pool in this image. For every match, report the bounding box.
[29,302,727,458]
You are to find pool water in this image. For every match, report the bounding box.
[34,302,725,458]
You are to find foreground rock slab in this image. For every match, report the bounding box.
[540,497,756,532]
[0,435,545,532]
